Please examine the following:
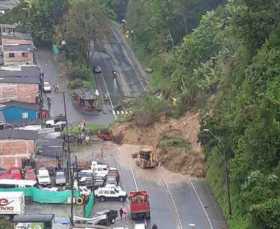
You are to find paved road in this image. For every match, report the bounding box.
[90,24,148,112]
[36,49,113,125]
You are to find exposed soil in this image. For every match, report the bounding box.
[112,112,206,177]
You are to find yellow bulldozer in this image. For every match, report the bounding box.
[134,146,159,169]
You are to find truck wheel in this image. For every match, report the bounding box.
[119,196,125,202]
[99,196,106,202]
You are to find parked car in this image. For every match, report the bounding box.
[94,184,127,202]
[95,209,118,225]
[106,175,118,186]
[108,167,120,184]
[24,168,36,181]
[45,119,66,130]
[43,81,52,93]
[91,161,108,178]
[37,168,51,186]
[77,170,105,188]
[55,170,66,185]
[0,121,13,130]
[0,167,22,180]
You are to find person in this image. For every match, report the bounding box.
[122,207,128,220]
[47,97,51,110]
[119,208,123,220]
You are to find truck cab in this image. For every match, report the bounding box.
[129,191,151,220]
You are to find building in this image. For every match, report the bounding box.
[0,129,37,169]
[0,25,35,65]
[0,65,42,104]
[0,101,39,124]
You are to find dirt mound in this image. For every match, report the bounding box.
[112,112,205,177]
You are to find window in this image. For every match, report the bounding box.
[8,53,15,58]
[22,112,28,119]
[22,52,28,57]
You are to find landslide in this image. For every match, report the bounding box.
[112,112,205,177]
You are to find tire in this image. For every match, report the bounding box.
[119,196,125,202]
[99,196,106,202]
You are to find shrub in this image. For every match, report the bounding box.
[68,62,93,81]
[133,95,169,126]
[68,79,84,89]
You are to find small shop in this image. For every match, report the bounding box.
[72,89,100,113]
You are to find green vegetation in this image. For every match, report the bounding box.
[132,95,169,126]
[126,0,280,228]
[1,0,110,92]
[159,135,191,150]
[0,218,12,229]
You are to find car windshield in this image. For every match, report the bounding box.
[40,176,49,179]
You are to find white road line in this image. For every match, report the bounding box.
[130,167,139,191]
[190,180,214,229]
[161,177,183,229]
[100,72,116,118]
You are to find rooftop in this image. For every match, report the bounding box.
[0,65,41,84]
[0,101,40,110]
[12,214,55,223]
[1,31,32,41]
[0,129,37,140]
[73,88,97,100]
[3,43,34,52]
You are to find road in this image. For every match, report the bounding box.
[35,26,227,229]
[91,143,227,229]
[90,24,148,113]
[36,49,114,125]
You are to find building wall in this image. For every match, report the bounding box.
[3,51,34,65]
[0,139,34,169]
[2,106,38,123]
[0,83,39,103]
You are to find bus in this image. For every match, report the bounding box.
[0,179,37,188]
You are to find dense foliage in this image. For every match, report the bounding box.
[126,0,280,228]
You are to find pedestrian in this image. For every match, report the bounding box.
[47,97,51,110]
[122,207,128,220]
[119,208,123,220]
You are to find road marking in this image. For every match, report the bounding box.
[130,167,139,191]
[190,180,214,229]
[160,176,183,229]
[100,72,116,118]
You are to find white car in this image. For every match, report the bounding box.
[43,81,52,93]
[37,168,51,186]
[45,119,66,129]
[134,223,147,229]
[91,161,108,178]
[94,185,127,202]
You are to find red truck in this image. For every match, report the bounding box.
[129,191,151,220]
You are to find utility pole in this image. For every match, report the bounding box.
[63,92,74,225]
[203,129,232,216]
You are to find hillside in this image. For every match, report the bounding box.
[123,0,280,228]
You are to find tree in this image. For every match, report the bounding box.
[60,0,110,61]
